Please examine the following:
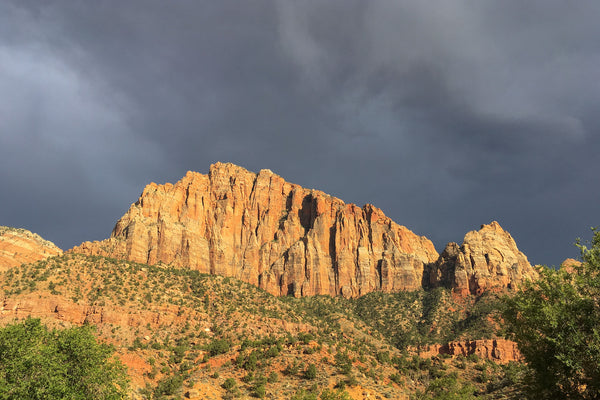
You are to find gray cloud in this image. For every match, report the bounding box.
[1,0,599,266]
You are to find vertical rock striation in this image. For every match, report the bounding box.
[71,163,438,297]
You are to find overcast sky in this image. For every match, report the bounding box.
[1,1,599,266]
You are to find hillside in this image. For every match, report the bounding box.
[1,253,526,399]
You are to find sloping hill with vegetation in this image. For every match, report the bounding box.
[0,253,528,399]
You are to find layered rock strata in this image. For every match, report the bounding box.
[71,163,439,297]
[427,222,538,296]
[0,226,62,270]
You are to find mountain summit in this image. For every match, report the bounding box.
[70,162,537,297]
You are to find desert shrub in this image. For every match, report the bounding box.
[304,363,317,379]
[207,338,231,356]
[222,377,237,390]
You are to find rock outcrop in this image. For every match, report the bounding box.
[0,293,202,329]
[426,222,538,296]
[560,258,582,273]
[415,338,522,364]
[0,226,62,270]
[71,163,439,297]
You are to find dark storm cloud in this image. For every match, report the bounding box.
[1,1,599,265]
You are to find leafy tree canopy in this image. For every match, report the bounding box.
[0,318,129,399]
[503,228,600,399]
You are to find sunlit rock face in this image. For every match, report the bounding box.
[71,162,438,297]
[0,226,62,270]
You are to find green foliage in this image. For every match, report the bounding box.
[153,373,183,397]
[304,363,317,380]
[291,388,318,400]
[284,360,300,376]
[413,374,476,400]
[207,338,231,357]
[222,377,237,390]
[503,229,600,399]
[0,318,128,399]
[334,352,352,375]
[253,383,266,398]
[267,371,278,383]
[320,388,352,400]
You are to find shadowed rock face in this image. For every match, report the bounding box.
[0,226,62,270]
[71,163,439,297]
[426,222,539,296]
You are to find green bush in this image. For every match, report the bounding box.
[304,363,317,380]
[207,338,231,356]
[253,384,266,398]
[221,377,237,390]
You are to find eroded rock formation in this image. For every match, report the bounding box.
[415,338,522,364]
[0,226,62,270]
[427,221,538,296]
[71,163,439,297]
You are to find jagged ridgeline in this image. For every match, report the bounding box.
[70,162,538,298]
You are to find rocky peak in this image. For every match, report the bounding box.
[427,221,538,296]
[0,226,62,270]
[70,163,439,297]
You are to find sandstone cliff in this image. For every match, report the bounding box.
[0,226,62,270]
[71,163,439,297]
[426,221,538,296]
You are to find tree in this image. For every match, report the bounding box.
[0,318,129,399]
[503,229,600,399]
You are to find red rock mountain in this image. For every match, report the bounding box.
[0,226,62,270]
[71,163,537,297]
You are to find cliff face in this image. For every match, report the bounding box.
[427,222,538,296]
[71,163,439,297]
[0,226,62,270]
